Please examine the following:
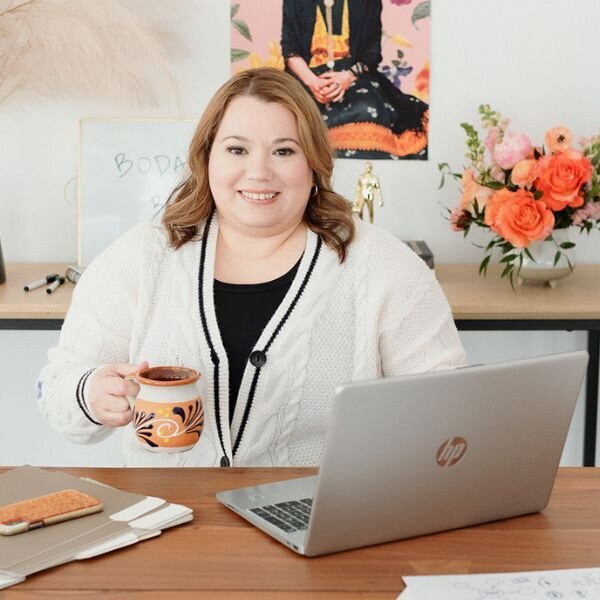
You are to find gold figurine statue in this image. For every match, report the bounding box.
[352,162,383,223]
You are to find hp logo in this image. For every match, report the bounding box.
[436,437,467,467]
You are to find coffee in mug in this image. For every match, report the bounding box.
[129,366,204,453]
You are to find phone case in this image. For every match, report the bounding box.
[0,489,103,536]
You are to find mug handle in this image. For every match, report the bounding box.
[124,375,138,410]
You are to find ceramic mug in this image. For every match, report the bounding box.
[128,366,204,453]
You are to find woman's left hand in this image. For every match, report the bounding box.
[318,70,355,102]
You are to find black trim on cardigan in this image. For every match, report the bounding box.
[232,236,322,456]
[76,368,101,426]
[197,214,323,465]
[198,216,229,465]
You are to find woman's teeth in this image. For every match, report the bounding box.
[240,191,277,200]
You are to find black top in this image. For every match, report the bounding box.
[214,259,301,424]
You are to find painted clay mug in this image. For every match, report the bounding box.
[128,366,204,453]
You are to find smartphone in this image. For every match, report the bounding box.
[0,489,103,536]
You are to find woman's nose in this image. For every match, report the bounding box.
[246,151,272,181]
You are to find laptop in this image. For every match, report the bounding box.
[216,351,588,556]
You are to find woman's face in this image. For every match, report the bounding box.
[208,96,313,236]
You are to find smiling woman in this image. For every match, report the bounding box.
[37,67,465,468]
[207,96,314,280]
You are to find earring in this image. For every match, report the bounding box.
[310,183,319,198]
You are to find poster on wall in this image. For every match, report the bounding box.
[230,0,430,160]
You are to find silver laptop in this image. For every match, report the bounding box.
[216,351,588,556]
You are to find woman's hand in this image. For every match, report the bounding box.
[318,70,356,102]
[305,73,334,104]
[286,56,334,104]
[87,361,149,427]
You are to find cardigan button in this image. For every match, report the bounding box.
[249,350,267,368]
[220,456,230,468]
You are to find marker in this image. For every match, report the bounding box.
[24,273,59,292]
[46,276,65,295]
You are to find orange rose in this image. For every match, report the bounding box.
[511,159,539,187]
[484,188,555,248]
[544,126,573,153]
[536,149,592,211]
[460,169,494,214]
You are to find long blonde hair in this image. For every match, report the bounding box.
[162,67,355,262]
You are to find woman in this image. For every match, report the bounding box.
[38,68,463,467]
[281,0,429,159]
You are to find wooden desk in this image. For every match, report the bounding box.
[0,263,71,328]
[2,263,600,464]
[2,467,600,599]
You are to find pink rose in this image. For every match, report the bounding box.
[449,208,470,232]
[511,159,539,188]
[493,132,532,170]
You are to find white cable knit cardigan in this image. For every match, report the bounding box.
[38,214,465,467]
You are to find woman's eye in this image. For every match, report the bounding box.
[274,147,295,156]
[226,146,247,155]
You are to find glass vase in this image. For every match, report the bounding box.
[517,229,575,288]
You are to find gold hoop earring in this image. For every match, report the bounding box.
[310,183,319,198]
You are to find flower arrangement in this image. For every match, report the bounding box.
[439,105,600,285]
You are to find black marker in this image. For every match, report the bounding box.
[24,273,59,292]
[46,276,65,295]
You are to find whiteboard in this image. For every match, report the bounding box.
[78,118,198,265]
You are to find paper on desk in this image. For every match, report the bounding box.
[0,570,25,590]
[399,568,600,599]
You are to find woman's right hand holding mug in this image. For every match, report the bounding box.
[87,362,149,427]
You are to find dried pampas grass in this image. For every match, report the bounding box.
[0,0,182,111]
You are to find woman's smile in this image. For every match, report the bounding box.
[238,190,280,204]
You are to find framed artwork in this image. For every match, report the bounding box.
[231,0,431,160]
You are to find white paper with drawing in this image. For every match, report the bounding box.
[78,118,197,265]
[399,568,600,599]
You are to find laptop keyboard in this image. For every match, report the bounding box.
[249,498,312,533]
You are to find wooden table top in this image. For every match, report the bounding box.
[0,263,72,319]
[2,467,600,599]
[2,262,600,321]
[436,263,600,320]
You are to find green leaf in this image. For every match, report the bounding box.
[500,263,513,278]
[392,59,401,67]
[231,48,250,62]
[479,255,491,276]
[232,18,252,42]
[486,181,504,190]
[396,50,404,59]
[230,3,240,18]
[559,241,575,249]
[411,0,430,28]
[500,253,516,264]
[553,250,562,267]
[524,247,535,262]
[533,190,544,200]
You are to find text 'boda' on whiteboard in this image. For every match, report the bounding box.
[78,118,198,265]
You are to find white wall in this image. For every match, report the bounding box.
[0,0,598,466]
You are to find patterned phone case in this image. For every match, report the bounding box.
[0,489,103,535]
